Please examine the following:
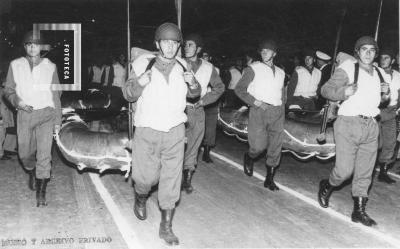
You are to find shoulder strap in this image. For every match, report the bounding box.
[145,57,187,72]
[354,63,359,85]
[145,57,157,72]
[373,66,385,83]
[175,59,188,72]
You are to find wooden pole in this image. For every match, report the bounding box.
[175,0,182,57]
[374,0,384,42]
[330,5,347,76]
[175,0,182,29]
[317,2,347,144]
[127,0,133,140]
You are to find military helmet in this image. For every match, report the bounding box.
[354,36,378,52]
[154,23,182,43]
[258,39,278,53]
[23,30,44,44]
[185,33,203,47]
[379,47,395,59]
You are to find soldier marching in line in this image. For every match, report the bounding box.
[318,36,391,227]
[377,47,400,184]
[235,39,286,191]
[122,23,201,246]
[181,33,225,194]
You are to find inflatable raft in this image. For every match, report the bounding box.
[218,106,336,160]
[55,114,131,176]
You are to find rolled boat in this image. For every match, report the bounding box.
[218,106,336,160]
[55,114,131,176]
[61,86,127,121]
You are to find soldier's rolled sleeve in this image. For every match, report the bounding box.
[201,68,225,106]
[321,68,349,102]
[51,68,62,126]
[234,67,256,107]
[4,65,21,108]
[122,76,145,102]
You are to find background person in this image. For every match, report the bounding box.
[4,30,62,207]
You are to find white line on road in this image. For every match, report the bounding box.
[89,173,145,249]
[388,171,400,179]
[210,151,400,248]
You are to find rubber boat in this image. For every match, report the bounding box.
[218,106,336,160]
[55,114,131,176]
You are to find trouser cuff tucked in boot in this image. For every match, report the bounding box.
[264,165,279,191]
[134,192,148,220]
[159,209,179,246]
[36,178,50,207]
[351,197,377,227]
[378,162,396,184]
[181,169,194,194]
[243,153,255,177]
[318,179,334,208]
[202,145,213,163]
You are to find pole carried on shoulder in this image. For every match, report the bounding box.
[317,1,347,144]
[127,0,133,140]
[374,0,384,42]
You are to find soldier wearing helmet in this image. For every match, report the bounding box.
[201,49,222,164]
[376,47,400,184]
[235,38,286,191]
[122,23,201,246]
[4,30,62,207]
[180,33,224,194]
[318,36,391,227]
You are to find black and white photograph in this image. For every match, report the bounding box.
[0,0,399,248]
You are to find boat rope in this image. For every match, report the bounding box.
[316,153,336,160]
[282,149,317,160]
[284,130,335,148]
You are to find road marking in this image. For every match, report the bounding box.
[210,151,400,248]
[89,173,145,249]
[388,171,400,179]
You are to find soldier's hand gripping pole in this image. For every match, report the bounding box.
[317,103,330,144]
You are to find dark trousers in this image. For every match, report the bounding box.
[183,106,205,171]
[329,116,379,197]
[17,107,56,179]
[203,104,219,147]
[247,105,284,167]
[378,107,397,164]
[131,124,185,209]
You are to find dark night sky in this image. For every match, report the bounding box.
[0,0,399,65]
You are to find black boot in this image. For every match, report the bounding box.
[28,169,36,191]
[264,165,279,191]
[202,145,213,163]
[159,209,179,246]
[351,197,377,226]
[243,153,254,176]
[318,179,334,208]
[378,163,396,184]
[133,192,148,220]
[36,178,49,207]
[181,169,194,194]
